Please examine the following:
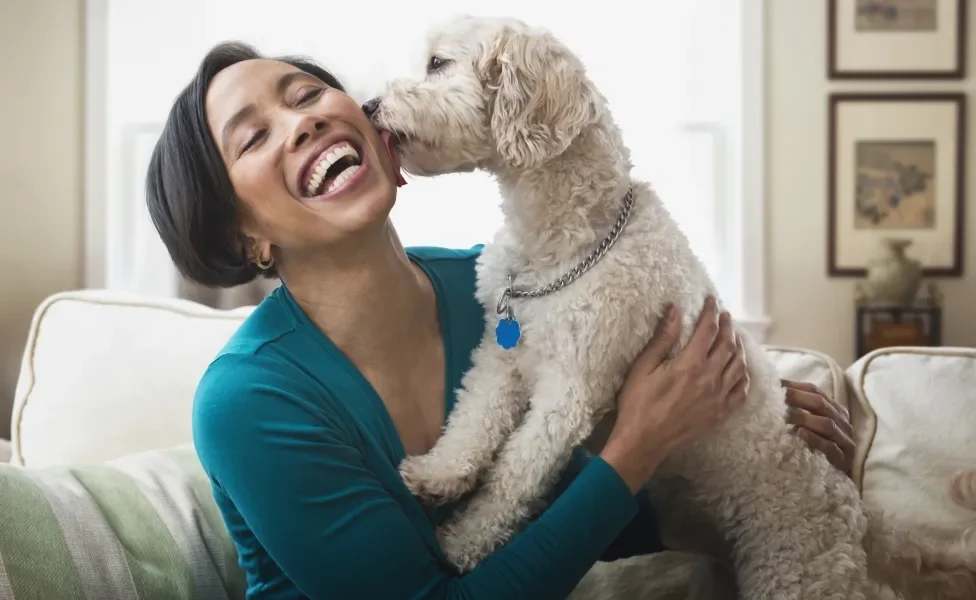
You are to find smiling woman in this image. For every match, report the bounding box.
[146,44,416,290]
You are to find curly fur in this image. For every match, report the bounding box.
[951,470,976,513]
[370,15,976,599]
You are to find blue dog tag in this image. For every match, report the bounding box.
[495,317,521,350]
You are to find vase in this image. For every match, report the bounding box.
[864,238,923,306]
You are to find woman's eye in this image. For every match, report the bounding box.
[240,129,266,156]
[427,56,450,73]
[298,87,324,105]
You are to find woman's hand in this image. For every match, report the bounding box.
[783,380,855,476]
[600,297,749,492]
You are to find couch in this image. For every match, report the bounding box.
[1,289,973,599]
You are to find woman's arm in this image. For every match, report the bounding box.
[195,354,643,600]
[555,449,664,561]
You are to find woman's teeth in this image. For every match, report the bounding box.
[326,164,360,194]
[305,143,361,197]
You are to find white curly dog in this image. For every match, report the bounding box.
[368,15,976,599]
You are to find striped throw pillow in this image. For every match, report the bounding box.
[0,444,246,600]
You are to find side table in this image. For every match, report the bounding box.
[854,284,943,360]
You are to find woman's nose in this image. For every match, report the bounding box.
[290,116,326,150]
[362,98,381,119]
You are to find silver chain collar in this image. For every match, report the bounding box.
[496,186,635,321]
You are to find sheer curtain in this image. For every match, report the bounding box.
[88,0,750,312]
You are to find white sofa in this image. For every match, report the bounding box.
[2,289,974,598]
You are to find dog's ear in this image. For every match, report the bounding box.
[479,26,600,170]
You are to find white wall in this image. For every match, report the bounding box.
[765,0,976,366]
[0,0,84,439]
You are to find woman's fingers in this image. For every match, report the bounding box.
[708,310,737,363]
[783,382,853,440]
[634,305,683,369]
[794,427,848,473]
[683,297,721,358]
[724,366,750,413]
[720,332,747,392]
[787,406,855,473]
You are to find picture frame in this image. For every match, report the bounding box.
[828,0,967,79]
[827,93,966,277]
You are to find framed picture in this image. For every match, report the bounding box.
[828,93,966,277]
[828,0,967,79]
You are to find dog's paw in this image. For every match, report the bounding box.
[437,520,506,573]
[436,491,521,573]
[399,453,479,505]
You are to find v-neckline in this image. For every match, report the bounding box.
[281,251,455,464]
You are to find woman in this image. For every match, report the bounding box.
[146,42,856,600]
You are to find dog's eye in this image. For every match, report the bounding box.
[427,56,450,73]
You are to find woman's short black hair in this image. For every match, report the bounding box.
[145,41,345,288]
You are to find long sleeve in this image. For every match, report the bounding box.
[557,450,665,561]
[194,353,646,600]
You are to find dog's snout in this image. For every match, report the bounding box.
[362,97,381,119]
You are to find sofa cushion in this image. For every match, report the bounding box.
[847,346,976,531]
[11,290,252,468]
[0,444,245,600]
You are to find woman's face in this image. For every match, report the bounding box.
[205,59,402,263]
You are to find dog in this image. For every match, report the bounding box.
[368,15,976,599]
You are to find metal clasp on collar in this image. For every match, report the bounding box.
[496,275,515,321]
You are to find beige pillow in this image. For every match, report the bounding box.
[11,290,252,468]
[847,347,976,531]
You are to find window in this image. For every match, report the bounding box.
[85,0,769,339]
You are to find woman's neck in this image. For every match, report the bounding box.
[279,222,439,365]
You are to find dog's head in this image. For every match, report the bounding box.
[367,16,603,176]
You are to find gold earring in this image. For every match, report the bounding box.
[254,254,274,270]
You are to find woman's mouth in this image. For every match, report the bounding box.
[303,142,364,198]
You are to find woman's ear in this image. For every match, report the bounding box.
[238,223,272,268]
[248,238,273,268]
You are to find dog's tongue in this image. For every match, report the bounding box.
[381,130,408,188]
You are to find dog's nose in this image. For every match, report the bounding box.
[362,97,381,119]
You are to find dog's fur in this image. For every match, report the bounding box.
[951,470,976,513]
[370,15,976,599]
